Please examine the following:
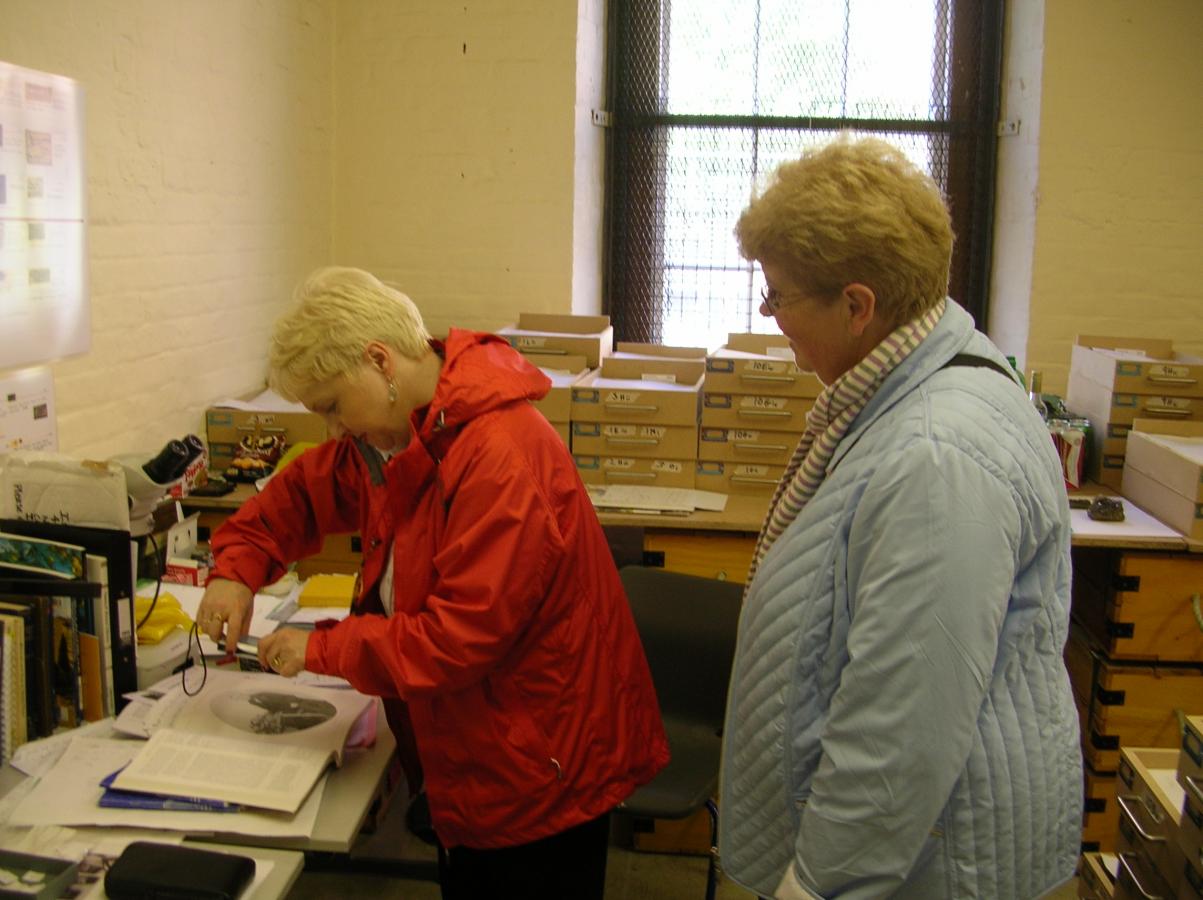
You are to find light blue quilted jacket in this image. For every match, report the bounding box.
[719,302,1082,899]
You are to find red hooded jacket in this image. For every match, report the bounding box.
[210,330,669,848]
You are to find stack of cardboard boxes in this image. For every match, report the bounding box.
[1065,336,1203,490]
[696,333,820,494]
[205,393,328,472]
[526,353,590,448]
[496,314,614,450]
[571,353,705,489]
[1122,420,1203,541]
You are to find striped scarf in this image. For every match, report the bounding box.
[745,298,946,590]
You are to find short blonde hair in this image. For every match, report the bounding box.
[269,267,432,400]
[735,135,953,326]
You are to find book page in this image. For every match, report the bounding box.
[109,668,373,812]
[134,668,373,766]
[8,736,323,837]
[112,727,331,813]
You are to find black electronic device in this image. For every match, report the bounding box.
[104,841,255,900]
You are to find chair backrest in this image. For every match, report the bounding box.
[619,566,743,733]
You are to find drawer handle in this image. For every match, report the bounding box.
[1116,852,1164,899]
[1117,794,1166,843]
[605,402,659,412]
[731,476,779,485]
[734,442,790,452]
[737,409,792,419]
[739,373,795,383]
[605,437,659,446]
[605,471,656,481]
[1142,403,1190,417]
[1146,373,1197,385]
[1186,774,1203,806]
[1192,593,1203,633]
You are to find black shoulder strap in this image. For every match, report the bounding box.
[941,353,1015,381]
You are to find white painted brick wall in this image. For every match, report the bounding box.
[0,0,333,459]
[331,1,588,339]
[1019,0,1203,396]
[4,0,1198,463]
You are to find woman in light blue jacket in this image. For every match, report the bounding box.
[719,136,1081,899]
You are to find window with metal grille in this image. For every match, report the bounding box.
[604,0,1003,350]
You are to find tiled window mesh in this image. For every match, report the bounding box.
[605,0,1002,349]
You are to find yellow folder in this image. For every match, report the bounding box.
[297,573,356,608]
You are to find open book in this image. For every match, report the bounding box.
[111,668,374,814]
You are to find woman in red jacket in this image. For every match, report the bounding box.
[197,266,668,899]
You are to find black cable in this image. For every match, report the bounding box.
[180,620,208,695]
[136,532,163,631]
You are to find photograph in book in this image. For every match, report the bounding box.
[111,668,374,814]
[0,531,85,579]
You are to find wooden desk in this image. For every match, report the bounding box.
[210,704,398,855]
[0,706,396,858]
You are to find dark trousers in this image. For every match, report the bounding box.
[437,812,610,900]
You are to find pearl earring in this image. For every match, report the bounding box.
[387,381,398,403]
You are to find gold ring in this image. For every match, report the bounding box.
[272,655,283,669]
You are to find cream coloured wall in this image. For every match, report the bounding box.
[0,0,333,459]
[1017,0,1203,395]
[330,1,601,338]
[7,2,1196,460]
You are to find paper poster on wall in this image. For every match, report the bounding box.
[0,61,88,371]
[0,365,57,451]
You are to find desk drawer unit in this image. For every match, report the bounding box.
[1072,548,1203,663]
[1066,625,1203,773]
[1079,851,1116,899]
[641,531,756,584]
[1181,717,1203,877]
[1115,748,1188,899]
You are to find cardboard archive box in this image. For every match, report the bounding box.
[1121,420,1203,540]
[531,365,589,450]
[496,313,613,368]
[1066,336,1203,490]
[705,334,823,399]
[614,341,708,360]
[205,394,328,471]
[698,427,798,466]
[573,454,695,489]
[698,334,812,493]
[571,360,704,427]
[571,421,698,459]
[1072,337,1203,399]
[695,460,786,495]
[1114,747,1192,900]
[701,392,814,432]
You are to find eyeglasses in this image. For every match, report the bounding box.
[759,285,809,315]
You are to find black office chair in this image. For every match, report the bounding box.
[616,565,744,900]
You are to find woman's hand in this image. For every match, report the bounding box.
[196,578,253,656]
[258,628,311,678]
